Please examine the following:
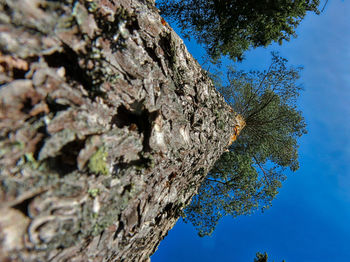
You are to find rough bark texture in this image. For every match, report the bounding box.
[0,0,243,261]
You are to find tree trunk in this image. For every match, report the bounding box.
[0,0,243,261]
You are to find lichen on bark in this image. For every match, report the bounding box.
[0,0,242,261]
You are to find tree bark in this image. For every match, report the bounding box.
[0,0,243,261]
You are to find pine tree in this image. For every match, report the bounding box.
[157,0,320,61]
[254,251,286,262]
[254,252,268,262]
[183,53,307,236]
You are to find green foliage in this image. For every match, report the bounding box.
[157,0,320,61]
[254,252,286,262]
[255,252,268,262]
[183,53,307,236]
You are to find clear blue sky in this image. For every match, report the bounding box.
[152,1,350,261]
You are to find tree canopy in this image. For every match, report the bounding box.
[254,252,286,262]
[255,252,269,262]
[157,0,320,61]
[183,53,307,236]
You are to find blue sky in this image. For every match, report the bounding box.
[152,1,350,261]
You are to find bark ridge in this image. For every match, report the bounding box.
[0,0,240,260]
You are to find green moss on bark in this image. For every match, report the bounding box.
[88,146,109,175]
